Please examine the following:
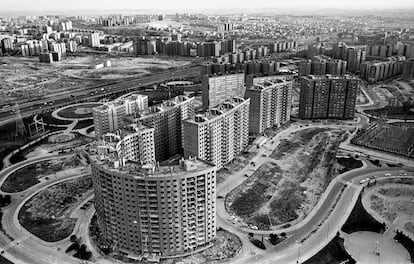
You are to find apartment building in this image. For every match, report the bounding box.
[183,97,250,169]
[245,78,293,135]
[90,138,216,257]
[299,75,358,119]
[201,73,245,110]
[124,95,195,161]
[92,94,149,139]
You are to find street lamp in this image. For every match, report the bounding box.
[296,240,301,264]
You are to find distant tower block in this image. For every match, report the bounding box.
[14,103,27,139]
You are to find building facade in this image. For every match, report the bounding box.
[90,140,216,257]
[124,95,195,161]
[299,75,358,119]
[183,97,250,169]
[299,57,347,76]
[245,78,292,135]
[201,73,245,109]
[360,56,405,83]
[92,94,149,139]
[403,59,414,79]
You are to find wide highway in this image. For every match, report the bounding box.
[0,65,202,123]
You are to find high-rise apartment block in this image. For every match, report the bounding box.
[124,96,195,161]
[88,32,100,47]
[299,75,358,119]
[183,97,250,169]
[92,94,149,139]
[90,135,216,257]
[299,57,347,76]
[1,38,14,54]
[217,23,234,32]
[333,43,366,73]
[201,73,245,109]
[403,59,414,79]
[360,56,405,82]
[245,78,293,135]
[133,37,156,55]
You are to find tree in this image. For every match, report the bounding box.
[248,232,254,238]
[69,235,77,243]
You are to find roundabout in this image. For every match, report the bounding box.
[53,103,103,120]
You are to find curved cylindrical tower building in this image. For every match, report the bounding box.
[90,133,217,257]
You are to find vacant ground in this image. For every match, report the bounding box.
[18,175,93,242]
[363,182,414,238]
[0,55,194,104]
[0,57,97,103]
[1,155,84,193]
[60,55,192,80]
[227,127,347,229]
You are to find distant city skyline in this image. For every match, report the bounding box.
[1,0,414,12]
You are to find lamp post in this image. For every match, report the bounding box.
[296,240,301,264]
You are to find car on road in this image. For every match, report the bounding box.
[384,173,392,177]
[399,170,407,176]
[359,178,370,184]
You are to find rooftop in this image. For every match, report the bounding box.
[90,151,214,178]
[302,74,359,80]
[124,95,193,121]
[186,97,248,124]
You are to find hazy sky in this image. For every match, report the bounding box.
[1,0,414,11]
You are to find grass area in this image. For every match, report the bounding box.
[18,175,93,242]
[304,234,356,264]
[228,162,282,216]
[336,157,363,174]
[38,112,72,126]
[57,103,102,119]
[370,194,398,223]
[1,155,82,193]
[269,182,306,224]
[378,187,414,197]
[341,195,386,234]
[74,119,93,130]
[404,222,414,235]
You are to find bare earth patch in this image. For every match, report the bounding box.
[18,175,93,242]
[227,127,347,229]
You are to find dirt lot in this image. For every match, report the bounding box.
[1,155,85,193]
[0,55,193,104]
[18,175,93,242]
[227,127,347,229]
[61,56,191,80]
